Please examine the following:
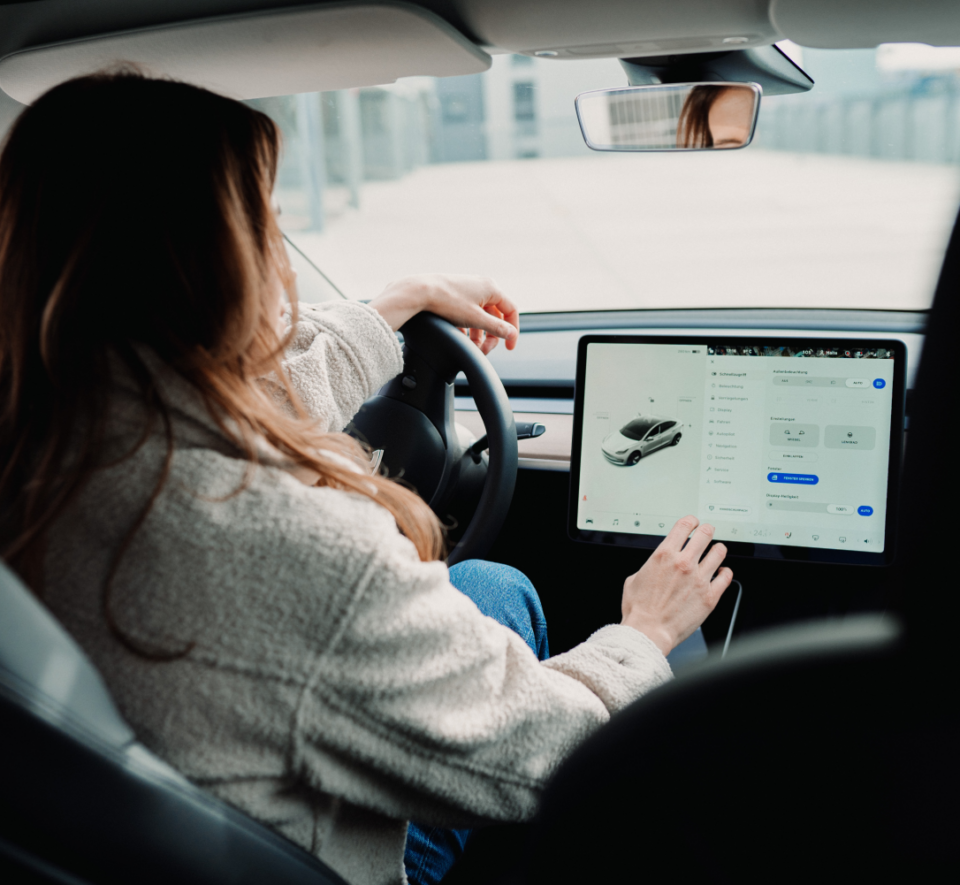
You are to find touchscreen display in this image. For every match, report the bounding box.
[572,338,903,562]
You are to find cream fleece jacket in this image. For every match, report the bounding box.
[43,301,672,885]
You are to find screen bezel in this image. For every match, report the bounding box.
[567,335,906,566]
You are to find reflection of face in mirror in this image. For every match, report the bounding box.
[677,86,755,149]
[575,82,758,152]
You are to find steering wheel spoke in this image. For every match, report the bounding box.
[347,313,518,564]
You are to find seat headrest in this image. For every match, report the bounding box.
[0,560,134,747]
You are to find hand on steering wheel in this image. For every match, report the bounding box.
[368,274,520,356]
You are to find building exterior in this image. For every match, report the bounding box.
[482,54,623,160]
[250,49,960,232]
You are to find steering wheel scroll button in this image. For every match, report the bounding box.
[401,374,417,390]
[767,472,819,485]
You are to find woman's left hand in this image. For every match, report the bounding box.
[368,274,519,356]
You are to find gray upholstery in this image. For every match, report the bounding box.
[0,4,492,105]
[0,564,133,747]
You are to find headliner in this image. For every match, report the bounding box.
[0,1,958,104]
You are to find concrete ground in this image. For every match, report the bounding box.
[283,150,960,313]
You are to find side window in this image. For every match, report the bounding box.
[661,421,676,431]
[647,423,663,438]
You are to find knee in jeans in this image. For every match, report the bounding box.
[448,560,548,659]
[449,560,538,606]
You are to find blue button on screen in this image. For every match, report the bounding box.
[767,473,819,485]
[858,505,873,516]
[873,378,886,389]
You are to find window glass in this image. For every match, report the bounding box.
[512,82,536,122]
[252,45,960,313]
[620,417,659,440]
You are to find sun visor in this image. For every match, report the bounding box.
[771,0,960,48]
[0,2,492,104]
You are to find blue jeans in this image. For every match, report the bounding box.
[403,560,549,885]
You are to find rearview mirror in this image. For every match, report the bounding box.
[575,82,760,152]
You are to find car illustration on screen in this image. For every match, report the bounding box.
[601,415,683,465]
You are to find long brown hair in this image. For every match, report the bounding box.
[676,85,727,149]
[0,71,444,621]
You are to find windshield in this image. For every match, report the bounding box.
[252,44,960,313]
[619,418,660,440]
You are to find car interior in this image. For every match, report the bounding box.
[1,1,958,882]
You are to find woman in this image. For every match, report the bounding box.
[676,84,755,149]
[0,72,732,885]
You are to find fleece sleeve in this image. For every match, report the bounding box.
[265,301,404,431]
[288,494,672,829]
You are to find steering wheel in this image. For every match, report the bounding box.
[347,312,518,565]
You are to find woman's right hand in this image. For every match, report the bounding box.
[620,515,733,656]
[368,274,519,355]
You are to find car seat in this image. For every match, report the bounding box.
[0,562,350,885]
[474,205,960,884]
